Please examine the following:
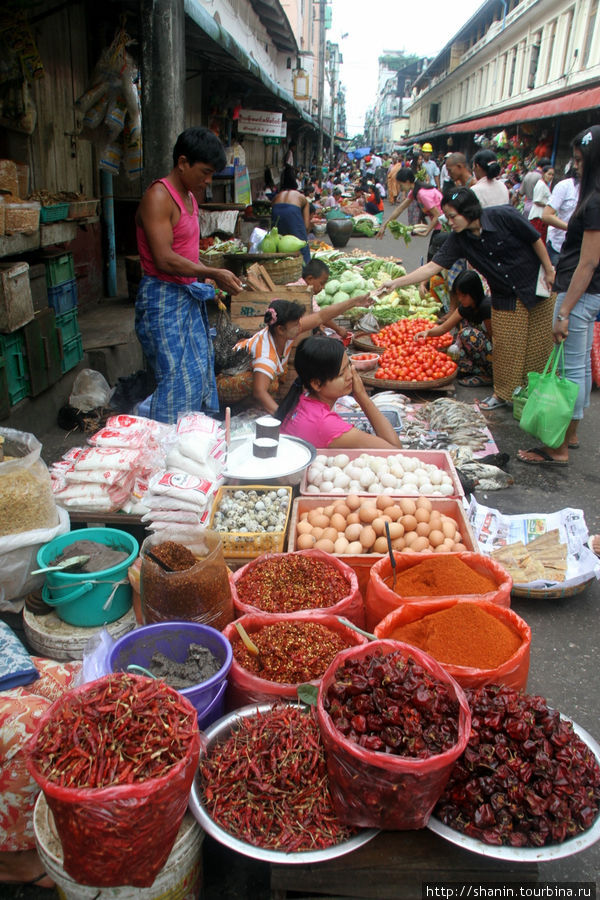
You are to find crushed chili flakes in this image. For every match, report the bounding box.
[232,621,351,684]
[200,704,354,852]
[236,555,350,613]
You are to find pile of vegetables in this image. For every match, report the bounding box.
[388,221,413,245]
[352,214,380,238]
[314,269,376,307]
[259,226,306,254]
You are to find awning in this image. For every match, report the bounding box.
[446,86,600,134]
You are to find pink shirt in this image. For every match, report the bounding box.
[136,179,199,284]
[281,394,352,448]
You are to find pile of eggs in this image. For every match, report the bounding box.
[295,494,467,555]
[304,453,455,497]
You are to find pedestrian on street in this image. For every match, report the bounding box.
[519,157,551,216]
[421,142,440,188]
[518,125,600,466]
[528,165,555,241]
[542,163,580,266]
[444,153,475,189]
[471,150,510,208]
[135,127,243,423]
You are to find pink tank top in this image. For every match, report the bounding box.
[136,178,199,284]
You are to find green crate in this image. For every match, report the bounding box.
[55,308,80,344]
[45,252,75,288]
[60,333,83,373]
[40,203,69,224]
[0,330,30,404]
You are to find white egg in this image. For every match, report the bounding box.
[429,469,443,485]
[320,480,334,492]
[308,464,323,482]
[368,483,383,494]
[383,486,397,495]
[440,483,454,496]
[359,468,376,488]
[414,467,427,481]
[333,454,350,469]
[390,463,405,479]
[321,466,335,481]
[380,472,397,488]
[353,457,366,468]
[311,471,323,486]
[329,487,345,494]
[419,483,434,494]
[315,454,328,465]
[441,474,452,485]
[402,457,417,472]
[348,480,362,492]
[305,484,320,494]
[327,465,343,480]
[345,465,362,481]
[402,485,419,496]
[370,457,386,475]
[333,473,351,489]
[401,472,419,485]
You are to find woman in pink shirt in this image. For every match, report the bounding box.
[277,336,401,449]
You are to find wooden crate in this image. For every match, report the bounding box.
[230,287,311,331]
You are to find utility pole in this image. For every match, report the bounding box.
[316,0,326,175]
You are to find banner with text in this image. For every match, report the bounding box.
[238,109,286,138]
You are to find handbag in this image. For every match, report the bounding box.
[519,343,579,448]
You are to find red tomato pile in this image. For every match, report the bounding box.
[372,318,454,350]
[372,318,457,383]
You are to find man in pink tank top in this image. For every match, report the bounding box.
[135,127,243,422]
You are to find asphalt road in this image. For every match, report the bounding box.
[5,200,599,898]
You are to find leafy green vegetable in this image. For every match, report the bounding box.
[297,683,319,707]
[353,219,377,237]
[388,221,413,245]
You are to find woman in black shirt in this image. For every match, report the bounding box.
[518,125,600,466]
[378,187,555,408]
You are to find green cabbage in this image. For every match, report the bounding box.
[332,290,350,304]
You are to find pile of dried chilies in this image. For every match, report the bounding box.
[29,674,197,788]
[236,554,350,613]
[435,684,600,846]
[199,704,354,851]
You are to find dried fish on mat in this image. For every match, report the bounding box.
[405,399,490,452]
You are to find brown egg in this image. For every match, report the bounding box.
[308,510,329,528]
[415,507,431,524]
[453,542,468,552]
[300,511,309,521]
[372,516,391,536]
[411,536,430,552]
[346,493,361,511]
[330,513,347,534]
[333,501,351,518]
[441,519,457,540]
[359,503,378,524]
[391,537,406,550]
[322,527,339,544]
[346,511,361,525]
[376,494,395,511]
[429,512,442,529]
[334,536,350,555]
[387,521,404,540]
[359,525,377,550]
[297,533,316,550]
[416,521,431,538]
[433,543,449,553]
[373,536,390,554]
[428,529,445,548]
[297,520,313,535]
[311,527,324,542]
[400,514,418,533]
[385,505,403,522]
[399,498,417,516]
[346,541,363,554]
[416,497,433,512]
[345,523,362,543]
[314,538,335,553]
[323,504,335,518]
[442,537,455,549]
[403,531,419,547]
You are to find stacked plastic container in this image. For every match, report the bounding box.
[44,251,82,372]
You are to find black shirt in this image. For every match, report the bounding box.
[433,206,543,310]
[554,193,600,295]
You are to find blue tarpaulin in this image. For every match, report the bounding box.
[346,147,371,160]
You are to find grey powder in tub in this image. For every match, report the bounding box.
[148,643,221,689]
[52,539,129,573]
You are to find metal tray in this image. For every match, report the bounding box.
[428,715,600,862]
[188,703,378,864]
[224,435,316,486]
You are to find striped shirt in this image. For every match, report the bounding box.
[234,327,293,380]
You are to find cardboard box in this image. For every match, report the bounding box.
[230,287,311,330]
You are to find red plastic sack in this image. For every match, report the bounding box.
[365,551,512,632]
[222,613,368,709]
[230,549,365,627]
[26,675,200,887]
[374,598,531,691]
[591,321,600,388]
[317,640,471,830]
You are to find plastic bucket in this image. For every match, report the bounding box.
[108,621,233,729]
[34,794,204,900]
[36,528,139,626]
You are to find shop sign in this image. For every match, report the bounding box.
[264,136,282,145]
[238,109,286,137]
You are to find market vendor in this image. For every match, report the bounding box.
[276,335,402,449]
[271,166,311,265]
[234,295,372,414]
[135,127,243,424]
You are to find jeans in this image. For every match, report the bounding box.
[546,243,561,267]
[555,291,600,419]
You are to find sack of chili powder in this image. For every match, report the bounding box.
[230,549,364,626]
[223,613,368,708]
[374,598,531,691]
[317,640,471,830]
[365,551,512,632]
[26,674,200,887]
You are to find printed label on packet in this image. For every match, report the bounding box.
[156,471,213,493]
[176,412,222,437]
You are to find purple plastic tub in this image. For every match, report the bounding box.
[108,621,233,730]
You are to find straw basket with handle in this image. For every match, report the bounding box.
[260,254,303,284]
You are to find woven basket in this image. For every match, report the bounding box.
[210,485,292,558]
[199,251,225,269]
[261,255,303,284]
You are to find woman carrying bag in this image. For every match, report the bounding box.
[518,126,600,466]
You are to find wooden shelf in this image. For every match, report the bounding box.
[0,220,83,258]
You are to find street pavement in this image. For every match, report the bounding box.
[5,200,599,898]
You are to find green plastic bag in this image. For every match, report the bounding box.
[519,343,579,448]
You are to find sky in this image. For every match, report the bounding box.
[329,0,485,136]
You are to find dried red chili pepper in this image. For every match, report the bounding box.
[435,685,600,847]
[323,649,460,758]
[199,704,354,851]
[232,620,351,684]
[235,555,350,613]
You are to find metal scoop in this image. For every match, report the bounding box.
[31,555,90,575]
[384,521,397,592]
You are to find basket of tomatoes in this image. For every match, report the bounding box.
[361,318,457,388]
